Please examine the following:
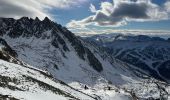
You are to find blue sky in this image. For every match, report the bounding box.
[50,0,170,35]
[50,0,100,24]
[0,0,170,35]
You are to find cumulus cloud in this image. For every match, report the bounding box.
[112,3,148,19]
[0,0,88,19]
[67,0,170,28]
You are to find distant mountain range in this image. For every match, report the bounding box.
[84,34,170,82]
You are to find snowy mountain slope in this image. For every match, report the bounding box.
[0,17,138,86]
[0,17,133,99]
[0,60,98,100]
[84,34,170,82]
[0,17,170,100]
[0,38,97,100]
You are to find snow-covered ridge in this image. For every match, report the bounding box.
[0,17,170,100]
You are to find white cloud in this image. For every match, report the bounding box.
[37,0,89,9]
[89,4,97,13]
[165,1,170,13]
[66,16,94,28]
[67,0,170,28]
[0,0,48,19]
[0,0,89,19]
[100,2,114,16]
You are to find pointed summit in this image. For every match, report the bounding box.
[43,17,51,23]
[35,17,40,22]
[44,17,50,20]
[19,17,29,21]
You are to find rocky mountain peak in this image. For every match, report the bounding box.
[0,17,103,73]
[35,17,40,22]
[0,17,57,38]
[43,17,51,22]
[19,16,29,21]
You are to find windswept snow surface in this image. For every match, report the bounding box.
[0,60,96,100]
